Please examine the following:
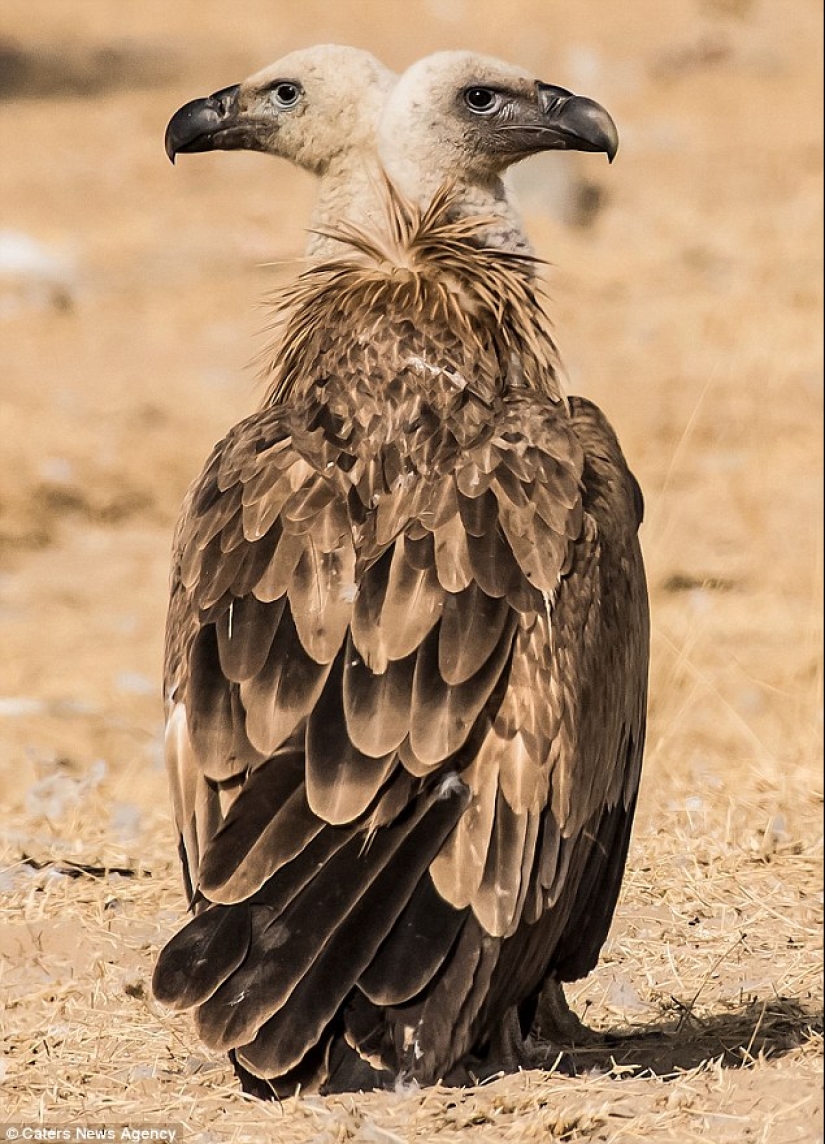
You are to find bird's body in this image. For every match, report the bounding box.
[154,187,648,1093]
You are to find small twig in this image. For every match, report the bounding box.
[675,932,748,1033]
[741,998,770,1065]
[20,854,150,879]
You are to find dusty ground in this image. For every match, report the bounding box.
[0,0,822,1140]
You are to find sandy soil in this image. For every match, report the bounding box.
[0,1,822,1140]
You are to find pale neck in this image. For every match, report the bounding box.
[382,154,535,259]
[305,152,387,258]
[306,155,536,263]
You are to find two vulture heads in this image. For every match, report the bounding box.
[164,46,618,251]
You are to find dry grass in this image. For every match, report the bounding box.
[1,775,821,1141]
[1,0,822,1140]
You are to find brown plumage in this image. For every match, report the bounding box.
[154,183,648,1094]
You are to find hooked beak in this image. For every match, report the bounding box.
[535,84,619,162]
[165,84,267,163]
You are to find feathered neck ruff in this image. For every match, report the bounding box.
[263,179,562,407]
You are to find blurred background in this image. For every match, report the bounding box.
[0,0,821,1128]
[1,0,822,864]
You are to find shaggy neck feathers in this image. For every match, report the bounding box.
[382,160,533,258]
[265,183,560,407]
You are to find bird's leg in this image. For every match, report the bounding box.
[534,979,599,1046]
[487,1005,535,1073]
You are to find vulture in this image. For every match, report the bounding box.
[154,49,649,1098]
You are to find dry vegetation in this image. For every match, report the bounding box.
[0,0,822,1140]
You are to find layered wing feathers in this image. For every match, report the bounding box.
[156,224,648,1091]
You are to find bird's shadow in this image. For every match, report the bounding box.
[533,996,822,1077]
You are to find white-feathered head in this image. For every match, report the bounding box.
[165,45,395,175]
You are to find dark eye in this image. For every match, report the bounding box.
[464,87,499,114]
[272,82,301,108]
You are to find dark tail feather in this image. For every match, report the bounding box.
[247,762,420,917]
[195,774,469,1053]
[383,915,492,1081]
[198,741,312,902]
[234,777,470,1077]
[322,1035,393,1095]
[357,873,467,1005]
[230,1033,332,1099]
[553,789,638,981]
[152,902,250,1009]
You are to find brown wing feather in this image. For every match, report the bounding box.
[428,753,499,907]
[197,740,316,902]
[351,535,444,671]
[287,535,355,664]
[152,903,250,1010]
[215,596,284,684]
[433,513,474,593]
[357,875,468,1006]
[438,582,511,686]
[409,618,516,767]
[342,635,416,757]
[473,788,531,938]
[187,628,261,781]
[305,651,397,824]
[239,605,332,756]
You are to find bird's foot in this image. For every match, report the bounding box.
[490,1005,534,1072]
[534,979,600,1047]
[446,1006,578,1086]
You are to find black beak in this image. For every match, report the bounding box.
[536,84,619,162]
[164,84,243,163]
